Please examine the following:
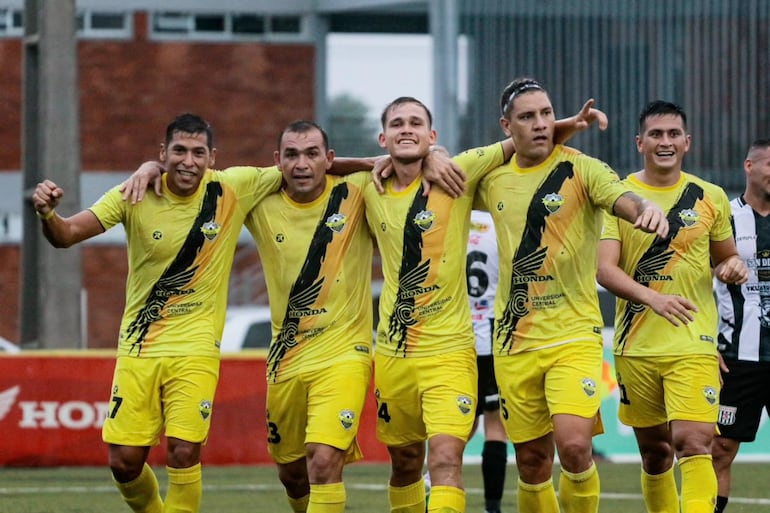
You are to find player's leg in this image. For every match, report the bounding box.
[108,445,162,513]
[375,352,427,513]
[666,354,720,513]
[713,359,769,513]
[616,355,678,513]
[513,435,559,513]
[548,342,603,513]
[103,357,164,513]
[277,458,311,512]
[304,358,371,513]
[388,442,428,513]
[163,356,219,513]
[496,351,558,513]
[712,436,739,513]
[267,374,311,511]
[422,348,477,513]
[634,424,679,513]
[477,353,507,513]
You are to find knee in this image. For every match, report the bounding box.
[673,435,712,459]
[556,437,593,472]
[306,445,345,483]
[711,437,739,471]
[639,440,675,473]
[515,444,554,483]
[389,444,425,482]
[109,454,144,483]
[108,445,149,483]
[167,439,201,469]
[278,460,310,497]
[672,423,714,459]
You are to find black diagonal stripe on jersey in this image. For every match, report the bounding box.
[615,182,704,353]
[267,182,350,382]
[126,181,223,355]
[497,161,574,353]
[388,183,430,356]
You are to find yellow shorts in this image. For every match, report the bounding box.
[266,358,372,465]
[374,347,477,447]
[495,341,603,444]
[615,354,720,428]
[102,355,219,446]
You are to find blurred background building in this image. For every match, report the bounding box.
[1,0,767,348]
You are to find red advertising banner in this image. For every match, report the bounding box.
[0,352,388,466]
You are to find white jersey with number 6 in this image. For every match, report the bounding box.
[467,210,498,356]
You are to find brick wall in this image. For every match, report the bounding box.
[2,13,317,348]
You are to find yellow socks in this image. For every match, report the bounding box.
[388,479,426,513]
[679,454,717,513]
[641,465,679,513]
[114,463,163,513]
[165,463,202,513]
[559,462,600,513]
[307,482,346,513]
[288,493,310,513]
[518,477,559,513]
[427,485,465,513]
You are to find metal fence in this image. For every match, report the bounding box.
[458,0,770,195]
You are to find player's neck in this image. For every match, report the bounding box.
[743,188,770,216]
[637,167,681,187]
[391,160,423,191]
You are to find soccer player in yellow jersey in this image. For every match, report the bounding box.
[476,79,669,513]
[369,95,612,513]
[245,120,374,513]
[31,114,283,513]
[597,101,748,513]
[367,96,512,513]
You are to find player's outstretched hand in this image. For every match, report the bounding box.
[575,98,609,132]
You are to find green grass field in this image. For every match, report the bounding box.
[2,461,770,512]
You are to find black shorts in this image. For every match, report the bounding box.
[476,354,500,416]
[717,359,770,442]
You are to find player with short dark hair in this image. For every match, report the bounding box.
[598,100,748,513]
[32,113,283,513]
[712,138,770,513]
[479,79,669,513]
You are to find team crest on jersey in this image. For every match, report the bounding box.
[703,386,717,405]
[718,405,737,426]
[325,213,347,233]
[581,378,597,397]
[678,208,699,227]
[200,220,220,240]
[413,210,436,231]
[456,395,472,415]
[339,409,355,429]
[199,399,212,420]
[542,193,564,214]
